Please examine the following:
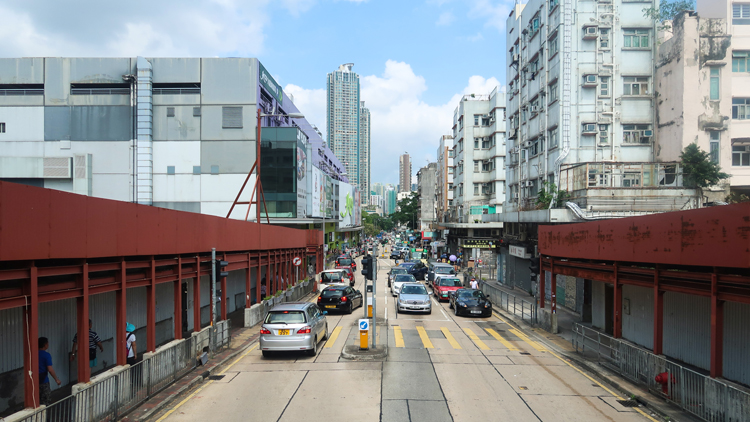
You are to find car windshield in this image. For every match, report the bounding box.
[458,290,485,299]
[394,274,416,282]
[439,278,463,287]
[338,258,352,266]
[391,268,407,275]
[321,289,344,298]
[435,267,455,274]
[321,272,342,282]
[401,285,427,295]
[400,263,415,269]
[265,311,306,324]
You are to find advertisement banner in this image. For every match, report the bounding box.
[296,131,307,218]
[339,183,354,227]
[461,239,498,249]
[354,188,361,226]
[311,167,322,218]
[325,175,333,219]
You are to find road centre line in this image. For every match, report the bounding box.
[416,326,434,349]
[485,328,519,351]
[463,327,490,350]
[441,327,462,349]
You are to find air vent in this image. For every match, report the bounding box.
[167,107,175,117]
[193,107,201,117]
[43,157,72,178]
[222,106,243,128]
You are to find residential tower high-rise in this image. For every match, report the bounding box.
[359,101,371,195]
[327,64,363,188]
[398,153,412,193]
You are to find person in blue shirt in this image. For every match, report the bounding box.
[38,337,61,406]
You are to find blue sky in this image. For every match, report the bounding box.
[0,0,510,186]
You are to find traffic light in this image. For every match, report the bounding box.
[214,259,229,279]
[361,255,371,278]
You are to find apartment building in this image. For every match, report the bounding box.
[435,135,454,224]
[327,63,362,188]
[398,153,412,193]
[359,101,371,195]
[417,162,438,231]
[656,1,750,199]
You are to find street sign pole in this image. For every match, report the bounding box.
[372,243,377,349]
[211,248,216,351]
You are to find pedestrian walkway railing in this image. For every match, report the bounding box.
[17,320,232,422]
[572,323,750,422]
[480,282,538,326]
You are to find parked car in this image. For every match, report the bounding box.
[259,302,328,357]
[449,289,492,317]
[319,269,351,287]
[391,274,417,296]
[387,267,408,287]
[427,263,456,283]
[317,285,363,314]
[431,276,463,301]
[396,283,432,314]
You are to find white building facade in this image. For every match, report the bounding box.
[326,64,362,189]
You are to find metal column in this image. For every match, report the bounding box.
[147,258,156,352]
[653,265,663,355]
[193,256,202,332]
[710,270,724,378]
[23,265,39,408]
[613,262,622,339]
[76,262,91,382]
[174,256,183,340]
[116,259,127,364]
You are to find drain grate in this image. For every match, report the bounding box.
[208,375,225,381]
[617,399,639,408]
[520,352,531,355]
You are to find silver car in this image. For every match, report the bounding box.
[391,273,417,296]
[396,283,432,314]
[259,302,328,357]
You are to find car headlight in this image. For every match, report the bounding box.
[484,303,491,308]
[459,302,467,307]
[399,298,406,304]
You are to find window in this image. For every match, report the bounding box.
[474,183,480,195]
[549,35,559,56]
[599,124,609,144]
[482,161,492,172]
[549,0,559,10]
[482,137,492,149]
[623,77,649,95]
[474,115,481,126]
[222,106,243,128]
[733,3,750,24]
[0,122,4,133]
[733,144,750,166]
[710,68,720,100]
[733,98,750,119]
[623,124,653,144]
[710,132,720,164]
[600,28,610,48]
[193,166,201,175]
[548,127,559,148]
[549,81,559,103]
[733,51,749,72]
[624,29,650,48]
[167,166,175,175]
[474,160,480,172]
[474,138,480,149]
[599,77,610,96]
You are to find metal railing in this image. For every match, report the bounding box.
[480,282,538,326]
[0,89,44,96]
[572,323,750,422]
[18,321,232,422]
[152,88,200,95]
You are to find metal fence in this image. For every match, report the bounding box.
[479,282,538,326]
[572,323,750,422]
[19,321,232,422]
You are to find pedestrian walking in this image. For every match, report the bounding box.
[470,278,479,289]
[71,319,104,368]
[125,323,137,365]
[260,280,267,298]
[39,337,61,406]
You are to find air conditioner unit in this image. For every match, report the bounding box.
[643,130,654,137]
[512,54,520,63]
[582,123,596,133]
[583,26,598,39]
[525,181,534,187]
[599,116,612,124]
[513,193,519,199]
[523,141,533,147]
[530,105,538,113]
[583,74,597,86]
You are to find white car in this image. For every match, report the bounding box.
[319,269,351,290]
[391,273,417,296]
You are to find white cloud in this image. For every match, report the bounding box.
[468,0,511,32]
[436,11,455,26]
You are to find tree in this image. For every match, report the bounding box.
[536,181,570,209]
[390,192,420,230]
[643,0,695,30]
[680,143,729,199]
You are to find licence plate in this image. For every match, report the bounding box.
[410,307,422,310]
[470,311,482,314]
[278,329,290,335]
[325,305,336,309]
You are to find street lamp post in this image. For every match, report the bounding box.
[227,109,304,222]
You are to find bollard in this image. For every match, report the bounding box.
[359,319,369,350]
[367,297,373,318]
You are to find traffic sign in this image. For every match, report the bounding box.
[292,256,302,266]
[359,319,369,330]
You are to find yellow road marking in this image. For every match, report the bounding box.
[463,328,490,350]
[416,326,434,349]
[324,326,343,348]
[485,328,519,351]
[218,344,258,375]
[393,326,405,347]
[441,327,462,349]
[509,328,547,352]
[491,310,657,422]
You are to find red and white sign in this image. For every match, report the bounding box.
[293,256,302,266]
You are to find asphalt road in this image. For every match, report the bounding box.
[152,247,656,422]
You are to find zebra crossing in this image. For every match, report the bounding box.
[388,321,548,352]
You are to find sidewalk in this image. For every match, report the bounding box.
[485,280,701,422]
[122,290,318,422]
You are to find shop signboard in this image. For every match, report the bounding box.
[311,167,323,218]
[325,175,333,219]
[354,188,361,226]
[461,239,497,249]
[259,61,283,104]
[509,245,531,259]
[296,130,308,218]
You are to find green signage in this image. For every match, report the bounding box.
[340,192,354,218]
[259,62,283,104]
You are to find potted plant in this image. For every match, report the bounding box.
[273,290,283,305]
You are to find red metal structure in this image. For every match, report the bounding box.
[0,182,323,408]
[538,203,750,379]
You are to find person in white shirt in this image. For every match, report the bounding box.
[470,278,479,289]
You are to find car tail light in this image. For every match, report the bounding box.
[317,296,322,301]
[341,296,348,302]
[260,328,271,334]
[297,326,311,334]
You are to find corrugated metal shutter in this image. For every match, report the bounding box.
[222,106,243,128]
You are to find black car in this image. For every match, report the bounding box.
[317,286,363,314]
[390,249,401,260]
[407,261,428,280]
[449,289,492,317]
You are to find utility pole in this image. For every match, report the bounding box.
[211,248,216,351]
[372,243,378,349]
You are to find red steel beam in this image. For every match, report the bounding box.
[710,270,724,378]
[76,262,90,383]
[245,253,251,309]
[23,265,39,408]
[147,258,156,352]
[613,262,622,339]
[116,259,127,366]
[220,252,227,321]
[174,256,183,340]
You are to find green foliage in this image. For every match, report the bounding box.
[680,143,729,189]
[390,192,420,230]
[643,0,695,29]
[263,296,273,301]
[362,211,395,236]
[726,192,750,204]
[274,290,283,297]
[536,181,570,209]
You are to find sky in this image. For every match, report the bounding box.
[0,0,510,187]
